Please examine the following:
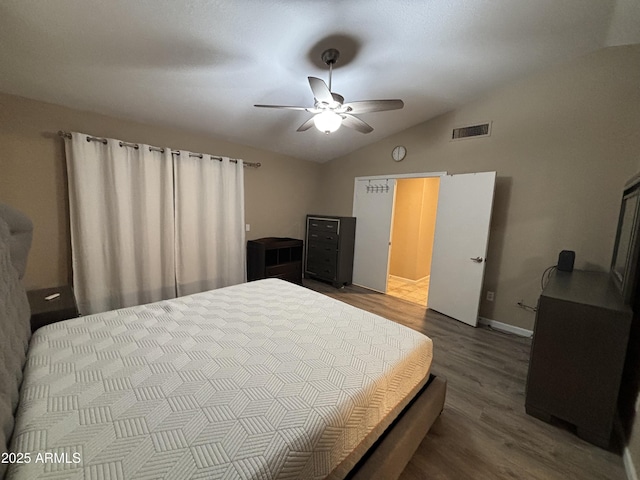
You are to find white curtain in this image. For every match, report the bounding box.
[66,133,176,314]
[173,152,246,296]
[66,133,246,313]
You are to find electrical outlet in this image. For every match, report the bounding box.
[486,291,495,302]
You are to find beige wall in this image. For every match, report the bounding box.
[389,177,439,280]
[315,44,640,332]
[0,93,321,290]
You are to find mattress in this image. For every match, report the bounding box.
[7,279,433,480]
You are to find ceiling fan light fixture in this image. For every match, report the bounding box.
[255,48,404,134]
[313,110,342,134]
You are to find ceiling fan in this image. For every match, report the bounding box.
[254,48,404,134]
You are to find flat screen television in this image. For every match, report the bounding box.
[611,177,640,304]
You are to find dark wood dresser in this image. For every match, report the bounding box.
[305,215,356,288]
[247,237,303,285]
[525,270,632,448]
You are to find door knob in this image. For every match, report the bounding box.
[470,257,483,263]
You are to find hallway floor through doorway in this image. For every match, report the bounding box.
[387,275,429,307]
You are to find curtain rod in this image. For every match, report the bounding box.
[57,131,261,168]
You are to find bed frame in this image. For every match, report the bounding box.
[0,203,446,480]
[348,374,446,479]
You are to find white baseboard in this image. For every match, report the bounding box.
[478,317,533,338]
[625,447,639,480]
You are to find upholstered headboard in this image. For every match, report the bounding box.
[0,204,32,279]
[0,204,32,479]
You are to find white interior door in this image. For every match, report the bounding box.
[428,172,496,326]
[352,179,396,292]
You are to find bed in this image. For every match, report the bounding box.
[0,204,446,480]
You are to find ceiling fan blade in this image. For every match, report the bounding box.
[341,114,374,134]
[254,104,311,111]
[308,77,334,104]
[296,117,315,132]
[342,99,404,114]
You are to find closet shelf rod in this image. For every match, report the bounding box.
[57,131,261,168]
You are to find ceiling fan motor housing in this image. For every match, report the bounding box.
[321,48,340,66]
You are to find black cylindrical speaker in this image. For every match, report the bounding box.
[557,250,575,272]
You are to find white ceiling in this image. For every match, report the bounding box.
[1,0,638,162]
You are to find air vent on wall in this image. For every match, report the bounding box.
[452,122,491,140]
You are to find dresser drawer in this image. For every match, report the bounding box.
[308,218,339,233]
[306,261,336,280]
[307,230,339,244]
[307,240,336,255]
[307,247,337,266]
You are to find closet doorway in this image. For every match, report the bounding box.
[352,171,496,327]
[387,178,440,306]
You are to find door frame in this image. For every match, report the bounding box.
[352,171,446,292]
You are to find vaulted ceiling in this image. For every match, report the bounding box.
[1,0,638,162]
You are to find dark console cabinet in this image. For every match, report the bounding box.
[525,270,632,448]
[305,215,356,287]
[247,237,303,285]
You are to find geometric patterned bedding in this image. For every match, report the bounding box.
[7,279,432,480]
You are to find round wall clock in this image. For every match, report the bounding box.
[392,145,407,162]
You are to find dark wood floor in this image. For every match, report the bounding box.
[303,279,626,480]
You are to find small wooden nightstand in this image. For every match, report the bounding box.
[27,285,79,332]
